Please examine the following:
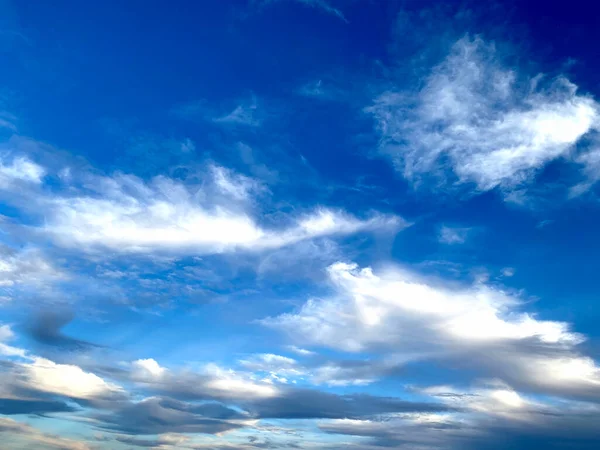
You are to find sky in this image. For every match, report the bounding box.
[2,0,600,449]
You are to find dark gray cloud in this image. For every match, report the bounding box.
[243,389,452,420]
[0,398,76,415]
[94,397,243,435]
[25,309,99,351]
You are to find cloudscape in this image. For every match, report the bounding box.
[2,1,600,449]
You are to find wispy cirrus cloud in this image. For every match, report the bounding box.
[0,150,402,256]
[259,0,348,23]
[367,36,600,196]
[174,94,263,128]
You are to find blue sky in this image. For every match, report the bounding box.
[2,0,600,448]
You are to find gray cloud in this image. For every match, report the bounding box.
[25,309,99,351]
[94,397,243,435]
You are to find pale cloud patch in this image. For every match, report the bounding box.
[0,417,92,450]
[0,246,64,294]
[261,0,348,23]
[502,267,516,277]
[0,154,45,186]
[239,353,305,384]
[0,323,26,358]
[287,345,316,356]
[438,225,470,244]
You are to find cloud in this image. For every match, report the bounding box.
[0,112,18,132]
[245,389,451,420]
[438,225,470,244]
[114,433,191,448]
[23,357,123,400]
[25,309,98,351]
[0,324,26,357]
[260,0,348,23]
[0,153,45,186]
[95,396,244,435]
[132,358,167,379]
[116,357,450,421]
[0,153,401,256]
[0,398,76,415]
[287,345,316,356]
[174,95,263,127]
[0,246,64,304]
[1,356,125,403]
[264,261,600,400]
[320,382,600,449]
[0,417,92,450]
[367,36,600,195]
[239,353,305,384]
[213,98,262,127]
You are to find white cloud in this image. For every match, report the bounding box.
[202,363,279,399]
[132,358,167,379]
[0,246,63,292]
[0,324,13,341]
[44,185,397,254]
[438,225,470,244]
[0,158,400,255]
[0,324,26,358]
[0,154,45,186]
[239,353,305,384]
[368,37,600,194]
[23,357,123,400]
[264,261,600,399]
[287,345,316,356]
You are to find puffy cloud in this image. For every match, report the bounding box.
[264,261,600,400]
[368,36,600,194]
[0,352,124,406]
[132,358,167,379]
[22,357,124,400]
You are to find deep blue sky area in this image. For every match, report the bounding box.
[1,1,600,449]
